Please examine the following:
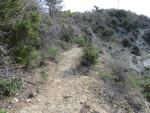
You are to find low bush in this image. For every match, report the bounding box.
[142,31,150,45]
[131,45,141,56]
[140,77,150,102]
[0,78,22,98]
[122,38,132,47]
[13,46,34,64]
[28,50,43,68]
[98,48,104,54]
[111,61,127,83]
[102,27,114,37]
[47,47,60,60]
[143,83,150,102]
[53,40,72,51]
[81,44,99,66]
[41,71,49,81]
[0,109,7,113]
[72,36,87,46]
[11,11,40,65]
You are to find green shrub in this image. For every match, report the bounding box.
[110,60,127,83]
[99,70,112,81]
[53,40,72,50]
[142,31,150,45]
[101,27,114,37]
[41,71,49,81]
[98,48,104,54]
[143,83,150,102]
[0,109,7,113]
[122,38,132,47]
[28,50,42,68]
[0,78,22,98]
[13,46,34,64]
[72,36,87,46]
[12,19,39,46]
[140,77,150,102]
[81,44,99,66]
[47,47,60,60]
[127,74,141,88]
[131,45,141,56]
[11,11,40,65]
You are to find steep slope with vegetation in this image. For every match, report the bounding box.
[0,0,150,113]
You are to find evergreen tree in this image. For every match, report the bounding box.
[41,0,63,17]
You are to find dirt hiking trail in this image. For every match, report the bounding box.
[10,47,110,113]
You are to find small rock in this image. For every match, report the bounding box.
[28,92,37,98]
[11,98,19,104]
[84,89,88,93]
[25,99,32,103]
[8,106,12,109]
[37,99,41,102]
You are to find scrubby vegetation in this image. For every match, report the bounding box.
[71,36,87,46]
[142,30,150,45]
[81,44,99,66]
[0,109,7,113]
[0,78,22,98]
[47,47,60,61]
[0,0,150,112]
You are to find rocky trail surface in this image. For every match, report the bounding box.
[9,47,110,113]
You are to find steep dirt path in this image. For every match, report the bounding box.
[10,47,110,113]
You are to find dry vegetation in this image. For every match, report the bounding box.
[0,0,150,113]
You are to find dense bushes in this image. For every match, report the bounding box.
[122,38,132,47]
[0,109,6,113]
[11,11,40,64]
[143,83,150,102]
[142,30,150,45]
[81,44,99,66]
[0,78,22,98]
[71,36,87,46]
[72,9,150,40]
[131,45,141,56]
[0,0,23,23]
[101,27,114,37]
[47,47,60,61]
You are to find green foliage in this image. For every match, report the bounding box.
[0,78,22,97]
[131,45,141,56]
[82,44,99,66]
[53,40,72,51]
[41,71,48,81]
[127,74,141,88]
[72,36,87,46]
[13,46,33,64]
[99,70,112,81]
[140,77,150,102]
[43,0,63,17]
[0,0,23,23]
[0,109,7,113]
[101,27,114,37]
[28,50,42,68]
[98,48,104,54]
[143,83,150,102]
[142,31,150,45]
[12,12,40,45]
[11,11,40,64]
[47,47,60,60]
[60,23,74,42]
[122,38,132,47]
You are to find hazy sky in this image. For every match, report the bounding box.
[63,0,150,17]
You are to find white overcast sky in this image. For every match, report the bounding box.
[63,0,150,17]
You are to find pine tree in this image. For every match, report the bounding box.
[41,0,63,17]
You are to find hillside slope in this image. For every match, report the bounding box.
[9,47,111,113]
